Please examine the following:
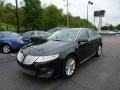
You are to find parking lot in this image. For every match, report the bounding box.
[0,35,120,90]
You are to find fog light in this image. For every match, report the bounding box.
[47,69,53,75]
[37,69,53,78]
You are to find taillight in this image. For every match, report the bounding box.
[18,36,24,43]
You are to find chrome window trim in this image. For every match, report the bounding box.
[74,30,81,41]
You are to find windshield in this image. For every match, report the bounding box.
[48,30,79,41]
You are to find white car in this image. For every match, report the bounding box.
[99,31,116,35]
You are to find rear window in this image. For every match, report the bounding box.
[23,32,31,36]
[0,33,4,38]
[37,32,43,36]
[31,32,36,36]
[10,33,20,37]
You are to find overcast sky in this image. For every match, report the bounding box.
[7,0,120,26]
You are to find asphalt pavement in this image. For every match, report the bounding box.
[0,35,120,90]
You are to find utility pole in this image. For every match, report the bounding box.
[15,0,20,33]
[63,0,70,27]
[66,0,69,27]
[87,1,93,27]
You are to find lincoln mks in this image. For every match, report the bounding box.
[17,28,102,78]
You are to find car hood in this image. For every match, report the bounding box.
[21,40,75,56]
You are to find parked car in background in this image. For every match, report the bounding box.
[0,31,30,53]
[108,31,116,35]
[114,30,119,34]
[47,27,70,34]
[17,28,102,78]
[118,31,120,34]
[99,30,116,35]
[23,31,51,42]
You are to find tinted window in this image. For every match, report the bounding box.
[23,32,36,36]
[79,30,88,40]
[31,32,36,36]
[23,32,31,36]
[10,33,19,37]
[88,30,97,38]
[37,32,43,36]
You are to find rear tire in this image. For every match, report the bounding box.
[95,45,102,57]
[2,44,11,54]
[62,55,76,78]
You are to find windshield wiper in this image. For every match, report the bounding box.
[53,39,62,41]
[49,39,64,41]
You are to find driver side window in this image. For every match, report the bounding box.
[79,30,89,40]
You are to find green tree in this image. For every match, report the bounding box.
[0,0,4,30]
[101,25,114,31]
[42,5,63,30]
[0,2,16,31]
[0,1,97,32]
[115,24,120,30]
[0,0,4,16]
[109,25,114,31]
[23,0,43,30]
[2,3,16,25]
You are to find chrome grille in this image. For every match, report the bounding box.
[17,51,24,62]
[23,55,38,65]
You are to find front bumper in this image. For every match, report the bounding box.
[17,59,63,78]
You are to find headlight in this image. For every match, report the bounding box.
[35,54,59,63]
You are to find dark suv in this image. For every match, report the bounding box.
[17,28,102,78]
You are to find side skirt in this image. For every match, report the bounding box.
[79,52,96,64]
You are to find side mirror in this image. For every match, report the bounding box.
[78,39,88,44]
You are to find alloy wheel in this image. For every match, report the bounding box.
[98,46,102,56]
[65,58,76,76]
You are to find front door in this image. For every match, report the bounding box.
[77,30,91,62]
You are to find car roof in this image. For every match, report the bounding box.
[0,31,14,34]
[24,31,48,33]
[26,31,45,32]
[0,31,20,36]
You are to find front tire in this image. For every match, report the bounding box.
[62,55,76,78]
[2,44,11,54]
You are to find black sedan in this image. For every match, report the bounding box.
[17,28,102,78]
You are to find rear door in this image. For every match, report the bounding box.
[88,29,99,54]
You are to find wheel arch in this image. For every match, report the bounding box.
[1,42,12,49]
